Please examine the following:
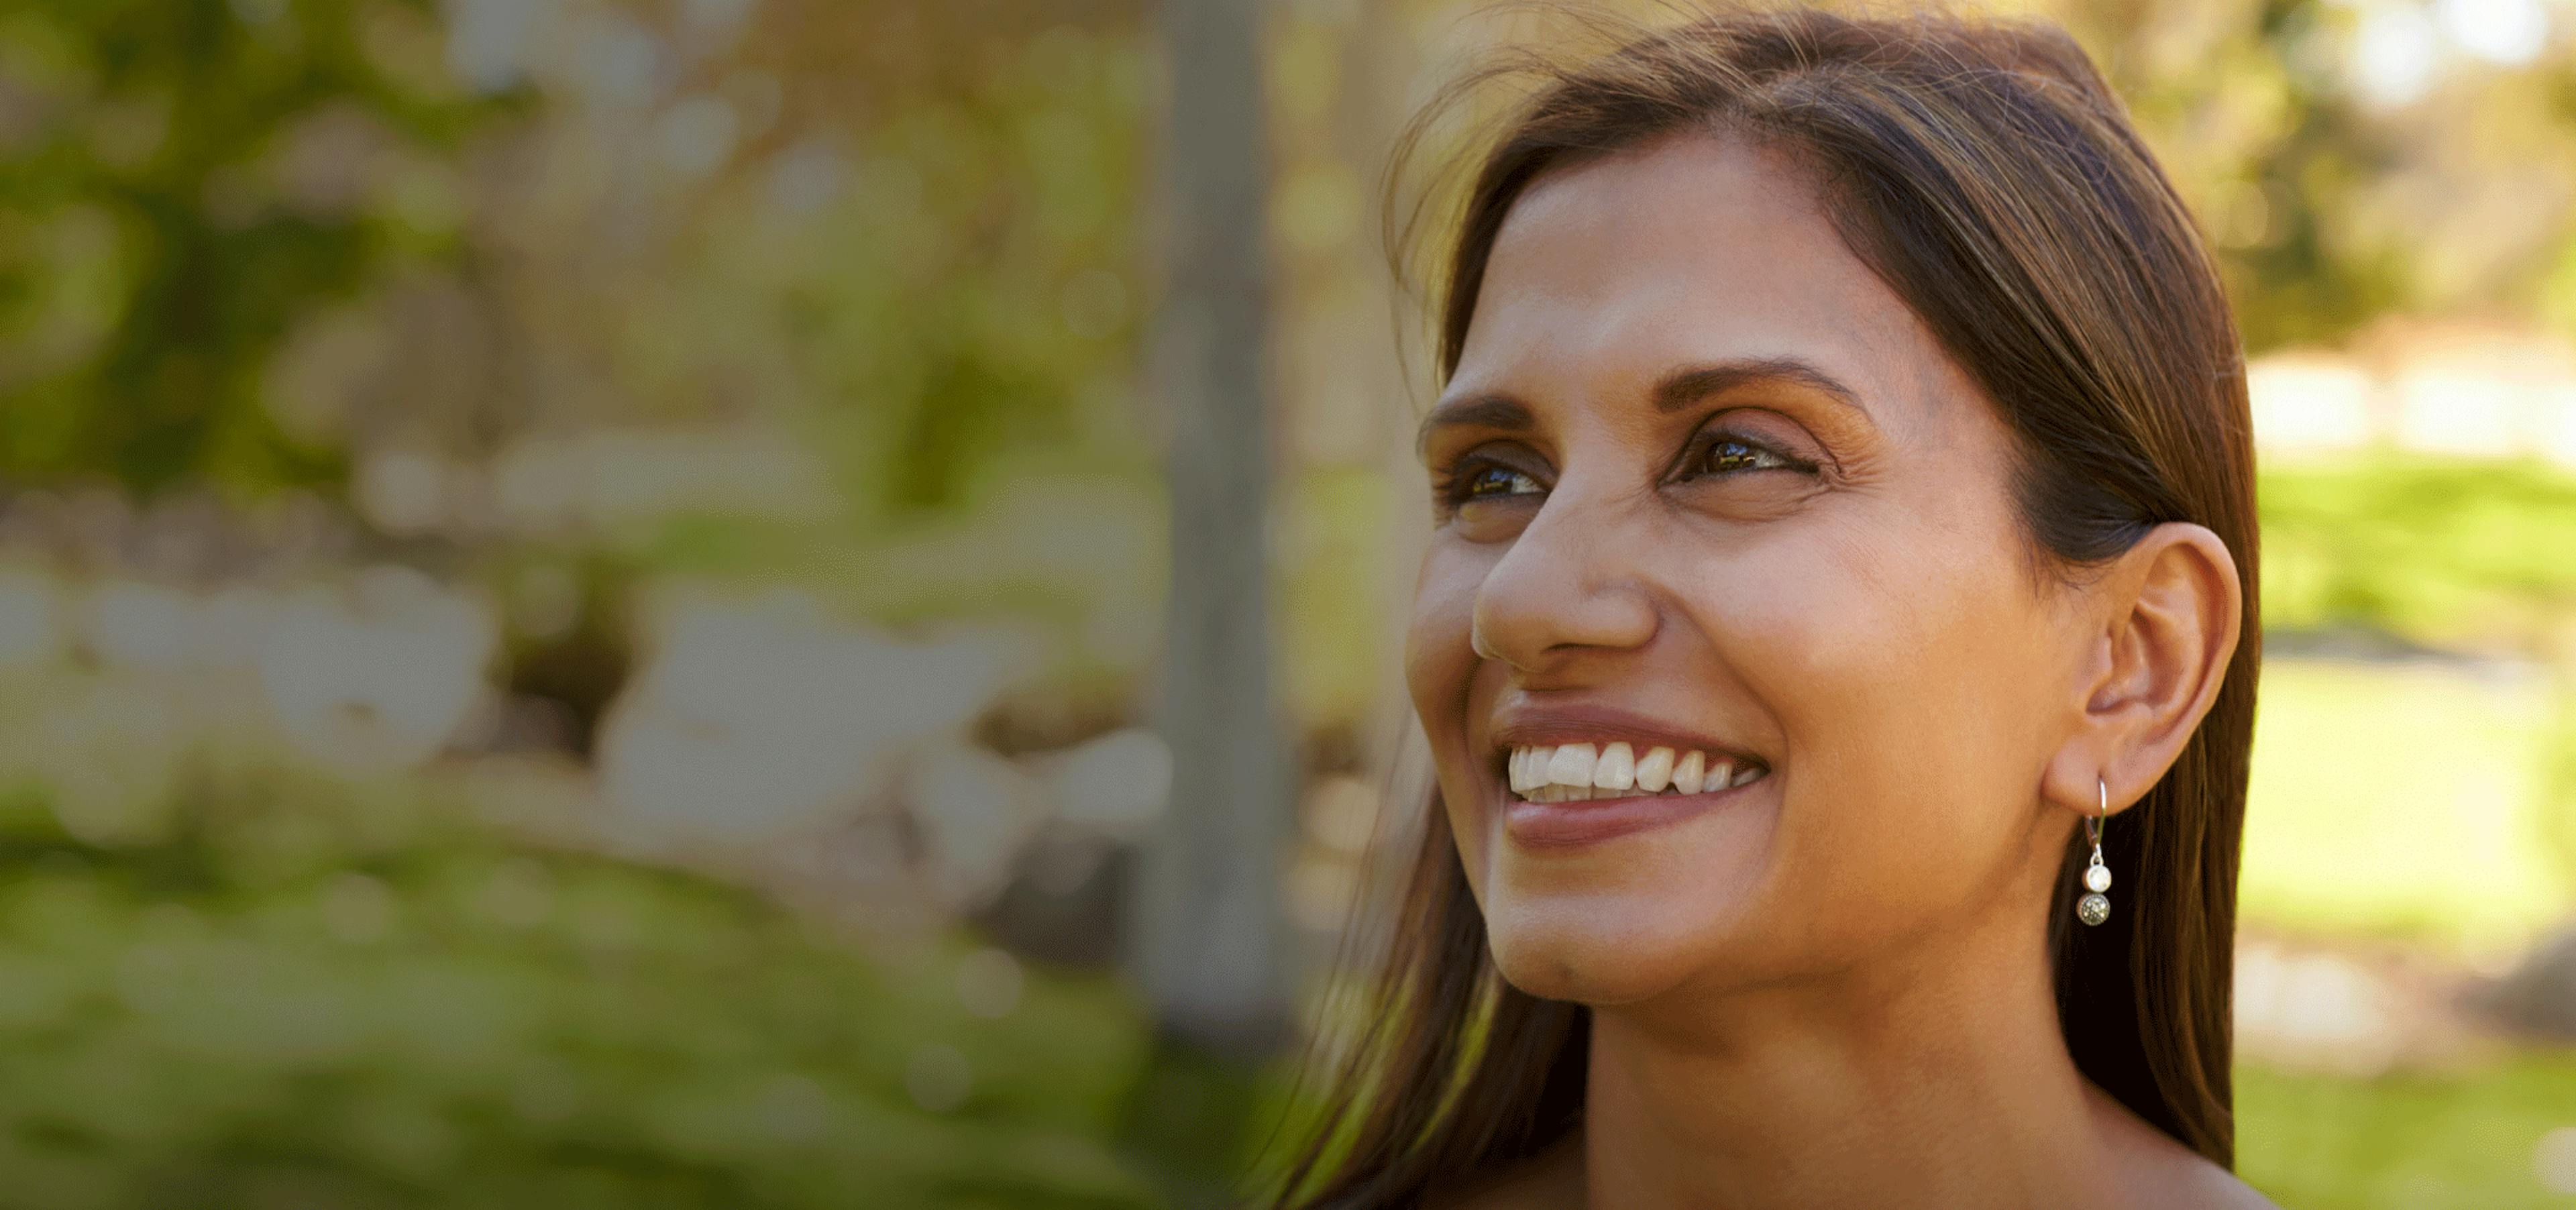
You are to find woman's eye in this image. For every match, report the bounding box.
[1460,463,1544,499]
[1690,435,1804,478]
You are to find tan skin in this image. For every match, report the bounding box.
[1405,131,2274,1209]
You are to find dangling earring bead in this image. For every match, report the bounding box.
[2076,778,2112,926]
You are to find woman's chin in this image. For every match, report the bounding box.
[1482,898,1754,1005]
[1464,787,1778,1003]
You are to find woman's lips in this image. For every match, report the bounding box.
[1501,775,1762,846]
[1483,716,1774,846]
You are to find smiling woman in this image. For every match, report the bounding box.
[1269,7,2271,1210]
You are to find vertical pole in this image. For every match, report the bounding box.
[1135,0,1291,1060]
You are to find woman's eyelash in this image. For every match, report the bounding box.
[1434,457,1546,505]
[1680,431,1817,479]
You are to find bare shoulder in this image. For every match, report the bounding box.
[1424,1132,1584,1210]
[2087,1087,2282,1210]
[2133,1148,2282,1210]
[2128,1146,2282,1210]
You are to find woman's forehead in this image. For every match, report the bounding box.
[1459,133,1960,423]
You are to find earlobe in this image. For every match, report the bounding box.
[2043,522,2243,816]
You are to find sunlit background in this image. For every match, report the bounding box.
[0,0,2573,1206]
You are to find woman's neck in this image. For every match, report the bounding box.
[1579,912,2125,1210]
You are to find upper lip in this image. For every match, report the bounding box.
[1486,700,1765,769]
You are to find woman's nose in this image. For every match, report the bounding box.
[1467,494,1660,676]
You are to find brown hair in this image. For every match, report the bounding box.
[1268,5,2260,1206]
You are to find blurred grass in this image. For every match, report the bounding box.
[2239,1053,2576,1209]
[2239,454,2576,955]
[2242,659,2569,951]
[0,755,1160,1210]
[2260,455,2576,649]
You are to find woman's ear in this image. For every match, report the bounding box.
[2043,522,2244,817]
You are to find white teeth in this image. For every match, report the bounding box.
[1633,747,1673,793]
[1670,751,1705,795]
[1518,747,1556,793]
[1505,741,1761,801]
[1593,742,1635,791]
[1546,743,1596,788]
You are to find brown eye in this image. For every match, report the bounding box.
[1694,436,1800,477]
[1463,464,1544,498]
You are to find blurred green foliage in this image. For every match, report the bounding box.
[747,10,1151,529]
[0,0,514,494]
[0,756,1157,1209]
[2078,0,2408,351]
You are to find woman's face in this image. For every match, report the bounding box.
[1406,132,2096,1006]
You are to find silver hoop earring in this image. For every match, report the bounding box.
[2076,778,2112,927]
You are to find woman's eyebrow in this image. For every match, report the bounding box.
[1415,394,1532,456]
[1652,357,1868,416]
[1417,357,1869,455]
[1421,360,1865,453]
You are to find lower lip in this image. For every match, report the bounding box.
[1501,781,1757,847]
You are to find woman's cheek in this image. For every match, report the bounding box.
[1403,540,1487,721]
[1741,539,2052,923]
[1671,537,1884,691]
